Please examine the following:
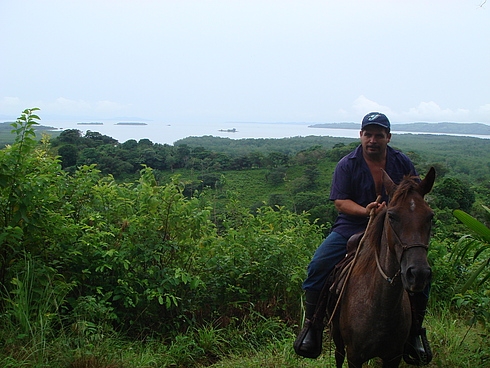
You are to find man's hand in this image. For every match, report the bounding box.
[366,201,386,216]
[334,198,386,218]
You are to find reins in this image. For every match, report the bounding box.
[326,195,381,326]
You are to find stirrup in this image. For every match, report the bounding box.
[293,319,323,359]
[403,328,433,366]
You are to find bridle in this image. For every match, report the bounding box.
[375,212,429,284]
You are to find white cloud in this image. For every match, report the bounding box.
[343,97,490,124]
[94,100,129,114]
[0,97,22,115]
[352,96,393,116]
[1,97,131,119]
[46,98,127,115]
[478,103,490,114]
[400,102,471,122]
[0,96,21,106]
[474,104,490,123]
[51,98,92,113]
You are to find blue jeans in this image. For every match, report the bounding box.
[302,231,348,292]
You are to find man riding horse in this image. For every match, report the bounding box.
[294,112,432,365]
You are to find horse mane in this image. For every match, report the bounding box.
[352,208,386,276]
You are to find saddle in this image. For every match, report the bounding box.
[327,232,364,296]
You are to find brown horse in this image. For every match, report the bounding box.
[328,167,436,368]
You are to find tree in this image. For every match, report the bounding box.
[138,138,153,146]
[327,142,358,162]
[84,130,118,146]
[303,165,320,189]
[121,139,138,151]
[432,177,475,212]
[139,148,166,170]
[0,108,68,287]
[78,147,101,166]
[175,144,191,168]
[199,173,221,190]
[229,155,253,170]
[266,166,287,185]
[265,152,290,168]
[294,146,327,165]
[56,129,83,145]
[58,144,78,168]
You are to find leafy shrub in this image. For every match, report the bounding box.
[198,204,323,320]
[1,109,326,339]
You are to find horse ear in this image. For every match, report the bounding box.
[418,167,436,196]
[382,169,396,197]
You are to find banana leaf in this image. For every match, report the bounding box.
[453,209,490,243]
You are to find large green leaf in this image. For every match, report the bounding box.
[452,209,490,293]
[460,259,490,293]
[453,209,490,243]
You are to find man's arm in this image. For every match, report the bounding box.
[334,199,386,217]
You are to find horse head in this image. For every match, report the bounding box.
[382,167,436,293]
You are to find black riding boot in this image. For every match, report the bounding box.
[293,290,324,359]
[403,292,433,366]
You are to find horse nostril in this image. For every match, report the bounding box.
[406,266,431,287]
[406,267,415,282]
[427,267,433,281]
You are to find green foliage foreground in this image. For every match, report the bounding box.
[0,110,488,367]
[0,109,323,366]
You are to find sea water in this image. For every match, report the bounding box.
[39,120,362,145]
[39,120,490,145]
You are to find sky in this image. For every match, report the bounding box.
[1,0,490,125]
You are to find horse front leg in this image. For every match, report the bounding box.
[345,350,364,368]
[335,347,345,368]
[381,355,403,368]
[330,326,346,368]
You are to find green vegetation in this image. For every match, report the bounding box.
[310,122,490,135]
[0,120,60,146]
[0,109,489,367]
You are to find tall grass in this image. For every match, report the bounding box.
[1,256,71,363]
[1,306,487,367]
[207,309,488,368]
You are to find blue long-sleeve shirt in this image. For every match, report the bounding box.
[329,145,417,239]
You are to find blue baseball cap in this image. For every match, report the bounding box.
[361,112,390,132]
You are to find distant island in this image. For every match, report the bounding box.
[115,122,148,126]
[309,122,490,135]
[77,122,103,125]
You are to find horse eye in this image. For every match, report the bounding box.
[388,211,399,222]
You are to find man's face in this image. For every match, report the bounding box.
[360,125,391,159]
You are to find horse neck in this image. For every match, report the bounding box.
[356,211,385,271]
[374,216,406,296]
[381,222,402,272]
[356,212,405,300]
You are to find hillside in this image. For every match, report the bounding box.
[0,121,60,145]
[176,134,490,179]
[309,122,490,135]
